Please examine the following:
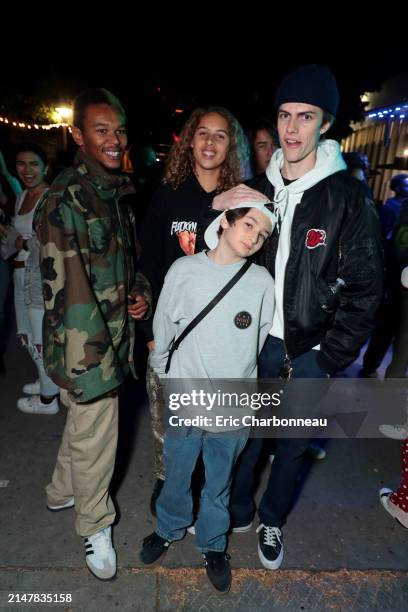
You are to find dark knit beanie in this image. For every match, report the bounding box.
[275,65,339,116]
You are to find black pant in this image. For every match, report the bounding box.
[229,336,327,528]
[362,287,400,374]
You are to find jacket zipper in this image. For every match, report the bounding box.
[281,340,293,379]
[281,202,300,380]
[281,260,292,378]
[269,177,292,378]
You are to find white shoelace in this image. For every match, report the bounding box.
[257,524,282,547]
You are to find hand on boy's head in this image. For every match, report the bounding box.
[128,294,148,319]
[212,184,269,211]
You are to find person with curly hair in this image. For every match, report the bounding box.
[136,106,250,514]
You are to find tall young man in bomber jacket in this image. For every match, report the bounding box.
[201,65,383,570]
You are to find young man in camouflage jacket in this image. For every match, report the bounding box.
[35,88,151,581]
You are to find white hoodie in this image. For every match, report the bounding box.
[265,139,347,342]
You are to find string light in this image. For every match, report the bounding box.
[0,115,72,131]
[366,103,408,121]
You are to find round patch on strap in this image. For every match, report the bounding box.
[234,311,252,329]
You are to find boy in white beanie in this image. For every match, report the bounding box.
[139,203,275,593]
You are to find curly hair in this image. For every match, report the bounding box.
[163,106,250,191]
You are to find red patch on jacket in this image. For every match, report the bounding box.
[305,228,326,249]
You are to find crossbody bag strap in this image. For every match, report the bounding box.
[165,259,252,373]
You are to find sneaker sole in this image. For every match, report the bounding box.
[258,542,284,570]
[231,521,253,533]
[47,499,75,512]
[191,522,253,535]
[379,426,408,440]
[17,405,59,415]
[85,562,117,581]
[379,489,408,529]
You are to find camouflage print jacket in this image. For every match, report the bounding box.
[34,150,151,403]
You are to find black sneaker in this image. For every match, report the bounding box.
[203,551,232,593]
[150,479,164,516]
[140,532,170,564]
[256,524,284,570]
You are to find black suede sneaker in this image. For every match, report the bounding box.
[140,532,170,564]
[256,524,284,570]
[150,479,165,517]
[203,551,232,593]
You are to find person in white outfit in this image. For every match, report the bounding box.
[0,143,59,414]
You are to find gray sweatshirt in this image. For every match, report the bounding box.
[150,251,274,379]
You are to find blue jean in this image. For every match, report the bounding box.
[230,336,328,528]
[156,428,248,552]
[13,268,59,396]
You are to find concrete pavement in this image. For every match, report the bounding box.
[0,337,407,610]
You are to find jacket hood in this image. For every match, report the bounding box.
[266,139,346,213]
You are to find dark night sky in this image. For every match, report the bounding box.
[1,34,407,147]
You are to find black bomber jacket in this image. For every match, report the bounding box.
[199,170,383,374]
[248,171,383,374]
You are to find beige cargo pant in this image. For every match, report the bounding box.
[45,389,118,537]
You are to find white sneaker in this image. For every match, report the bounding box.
[47,497,75,512]
[17,395,59,415]
[22,379,41,395]
[84,526,117,580]
[379,488,408,528]
[187,524,196,535]
[379,424,408,440]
